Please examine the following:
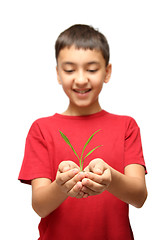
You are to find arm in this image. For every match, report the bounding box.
[32,161,86,218]
[82,159,147,208]
[108,164,147,208]
[32,177,67,218]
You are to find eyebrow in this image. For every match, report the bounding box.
[87,61,100,65]
[62,61,100,66]
[62,62,75,66]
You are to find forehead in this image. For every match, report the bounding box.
[57,46,105,66]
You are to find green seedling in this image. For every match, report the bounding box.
[59,130,102,171]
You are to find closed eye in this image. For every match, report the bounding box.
[87,69,98,73]
[64,70,74,73]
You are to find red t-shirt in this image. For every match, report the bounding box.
[19,110,146,240]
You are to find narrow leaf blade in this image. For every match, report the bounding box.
[83,145,103,161]
[80,129,101,160]
[59,130,79,159]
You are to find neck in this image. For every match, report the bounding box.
[62,102,102,116]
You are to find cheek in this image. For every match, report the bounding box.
[59,74,73,88]
[91,75,105,89]
[61,79,73,97]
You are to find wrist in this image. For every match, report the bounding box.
[106,166,114,191]
[53,179,68,199]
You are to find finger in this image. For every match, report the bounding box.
[88,159,105,175]
[67,175,89,199]
[100,168,112,186]
[84,172,103,184]
[71,190,88,199]
[57,171,86,197]
[85,169,111,186]
[63,171,86,191]
[58,161,79,173]
[56,168,79,185]
[75,191,84,199]
[81,184,99,196]
[82,193,89,198]
[82,178,106,194]
[67,181,84,198]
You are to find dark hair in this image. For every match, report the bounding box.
[55,24,110,66]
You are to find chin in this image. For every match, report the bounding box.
[75,102,93,108]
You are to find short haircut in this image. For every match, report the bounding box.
[55,24,110,66]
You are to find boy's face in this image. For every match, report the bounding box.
[56,45,111,115]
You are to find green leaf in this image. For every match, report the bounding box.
[59,130,79,160]
[59,129,103,171]
[80,129,101,161]
[83,145,103,161]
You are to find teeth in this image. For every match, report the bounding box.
[78,90,87,93]
[75,89,90,93]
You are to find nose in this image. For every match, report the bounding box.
[74,70,88,86]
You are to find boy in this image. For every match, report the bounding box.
[19,24,147,240]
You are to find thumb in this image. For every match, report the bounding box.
[89,159,104,175]
[93,166,103,175]
[59,161,79,173]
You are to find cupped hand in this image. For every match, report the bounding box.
[56,161,88,198]
[82,158,112,196]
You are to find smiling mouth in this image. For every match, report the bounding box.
[73,89,91,94]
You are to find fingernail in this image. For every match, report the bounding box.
[95,168,102,174]
[83,193,89,198]
[63,166,70,172]
[77,182,82,189]
[85,172,89,178]
[82,178,88,185]
[73,168,79,174]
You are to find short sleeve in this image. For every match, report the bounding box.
[124,117,147,173]
[18,121,52,184]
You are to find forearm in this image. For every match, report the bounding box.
[32,179,67,218]
[107,167,147,208]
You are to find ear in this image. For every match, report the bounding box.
[56,66,62,85]
[104,64,112,83]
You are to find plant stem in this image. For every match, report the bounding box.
[80,164,83,172]
[59,130,102,171]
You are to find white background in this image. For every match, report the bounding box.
[0,0,166,239]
